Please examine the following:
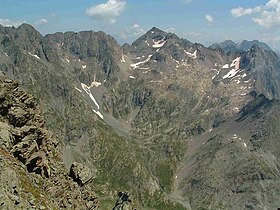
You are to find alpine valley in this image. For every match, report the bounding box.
[0,24,280,210]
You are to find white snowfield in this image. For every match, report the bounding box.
[152,37,166,48]
[222,64,230,69]
[184,50,197,59]
[130,56,152,69]
[222,68,240,79]
[28,52,40,59]
[80,79,103,119]
[220,57,242,79]
[81,83,100,109]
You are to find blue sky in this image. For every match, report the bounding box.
[0,0,279,50]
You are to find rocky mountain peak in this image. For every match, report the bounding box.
[238,40,272,51]
[210,39,273,53]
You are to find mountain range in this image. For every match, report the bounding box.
[0,24,280,210]
[209,40,273,53]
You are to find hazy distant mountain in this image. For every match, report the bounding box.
[1,24,280,209]
[210,39,273,52]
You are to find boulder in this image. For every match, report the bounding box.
[69,162,93,186]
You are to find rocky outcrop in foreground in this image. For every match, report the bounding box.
[0,76,98,209]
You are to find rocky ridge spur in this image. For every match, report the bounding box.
[0,76,98,209]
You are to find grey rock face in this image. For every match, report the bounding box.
[0,76,99,209]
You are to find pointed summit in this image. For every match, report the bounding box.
[147,27,166,35]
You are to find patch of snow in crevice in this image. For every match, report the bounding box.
[145,40,150,46]
[243,143,247,147]
[129,75,135,79]
[130,56,151,69]
[150,80,163,83]
[184,50,197,59]
[92,109,103,119]
[81,83,100,109]
[121,55,126,63]
[172,57,180,64]
[222,69,240,79]
[242,73,247,78]
[214,63,218,67]
[143,69,151,74]
[222,64,230,69]
[65,58,70,63]
[82,65,87,69]
[152,37,166,48]
[138,67,150,70]
[75,87,82,93]
[28,53,40,59]
[90,80,102,88]
[151,31,154,34]
[211,69,221,79]
[3,52,8,57]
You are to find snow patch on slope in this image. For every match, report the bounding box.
[184,50,197,59]
[222,69,240,79]
[130,56,152,69]
[28,53,40,59]
[75,87,83,93]
[145,40,150,46]
[80,79,103,119]
[121,55,126,63]
[92,109,104,119]
[222,64,230,69]
[152,37,166,48]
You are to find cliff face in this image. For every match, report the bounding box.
[0,76,98,210]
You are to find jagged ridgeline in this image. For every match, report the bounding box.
[0,23,280,209]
